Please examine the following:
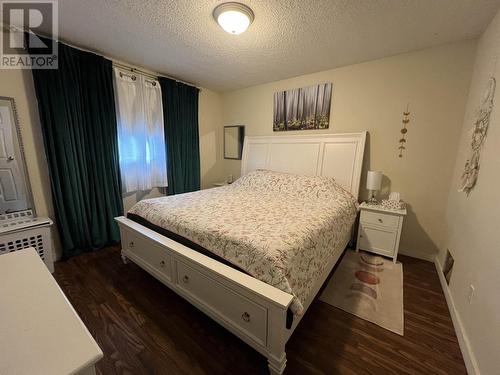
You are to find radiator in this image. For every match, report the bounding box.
[0,212,54,272]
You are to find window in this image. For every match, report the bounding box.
[113,68,167,193]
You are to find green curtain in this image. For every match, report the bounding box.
[159,77,201,194]
[31,40,123,259]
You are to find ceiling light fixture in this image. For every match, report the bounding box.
[213,2,254,35]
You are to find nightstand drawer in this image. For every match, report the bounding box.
[361,210,400,229]
[358,225,397,256]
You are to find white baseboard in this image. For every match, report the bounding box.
[434,258,480,375]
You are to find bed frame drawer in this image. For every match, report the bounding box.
[125,232,172,281]
[175,260,268,346]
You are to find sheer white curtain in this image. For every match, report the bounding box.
[113,67,167,193]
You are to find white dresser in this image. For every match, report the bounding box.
[356,203,406,263]
[0,248,102,375]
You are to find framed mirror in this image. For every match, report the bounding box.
[224,125,245,160]
[0,97,35,216]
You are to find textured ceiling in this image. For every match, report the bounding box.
[53,0,500,92]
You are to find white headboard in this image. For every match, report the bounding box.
[241,132,367,199]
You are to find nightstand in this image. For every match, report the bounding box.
[356,202,407,263]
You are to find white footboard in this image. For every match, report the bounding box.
[115,216,293,374]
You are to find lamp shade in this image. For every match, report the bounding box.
[366,170,383,191]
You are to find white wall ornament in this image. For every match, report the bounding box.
[459,77,496,195]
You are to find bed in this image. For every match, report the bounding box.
[115,132,366,374]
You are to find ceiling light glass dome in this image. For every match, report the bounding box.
[213,2,254,35]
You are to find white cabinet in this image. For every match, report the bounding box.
[356,203,406,262]
[0,248,102,375]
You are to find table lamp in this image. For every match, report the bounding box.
[366,170,383,204]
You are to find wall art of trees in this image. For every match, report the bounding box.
[273,83,332,131]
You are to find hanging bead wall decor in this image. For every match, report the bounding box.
[458,77,496,195]
[398,104,410,158]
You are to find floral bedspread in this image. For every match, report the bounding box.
[128,170,358,315]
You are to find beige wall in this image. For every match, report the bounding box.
[219,41,477,261]
[442,9,500,375]
[199,89,224,189]
[0,67,222,259]
[0,70,55,222]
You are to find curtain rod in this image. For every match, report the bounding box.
[56,37,202,90]
[17,27,202,90]
[113,62,158,80]
[112,61,201,90]
[115,66,159,86]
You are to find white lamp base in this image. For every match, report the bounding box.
[367,190,378,204]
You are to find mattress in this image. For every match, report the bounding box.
[128,170,358,315]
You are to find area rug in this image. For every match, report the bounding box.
[319,250,404,335]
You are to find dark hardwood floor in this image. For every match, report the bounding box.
[53,247,466,374]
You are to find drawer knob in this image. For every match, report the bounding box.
[241,312,251,323]
[182,275,189,283]
[378,218,383,223]
[160,260,166,268]
[129,241,134,248]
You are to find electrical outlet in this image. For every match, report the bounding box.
[468,284,475,304]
